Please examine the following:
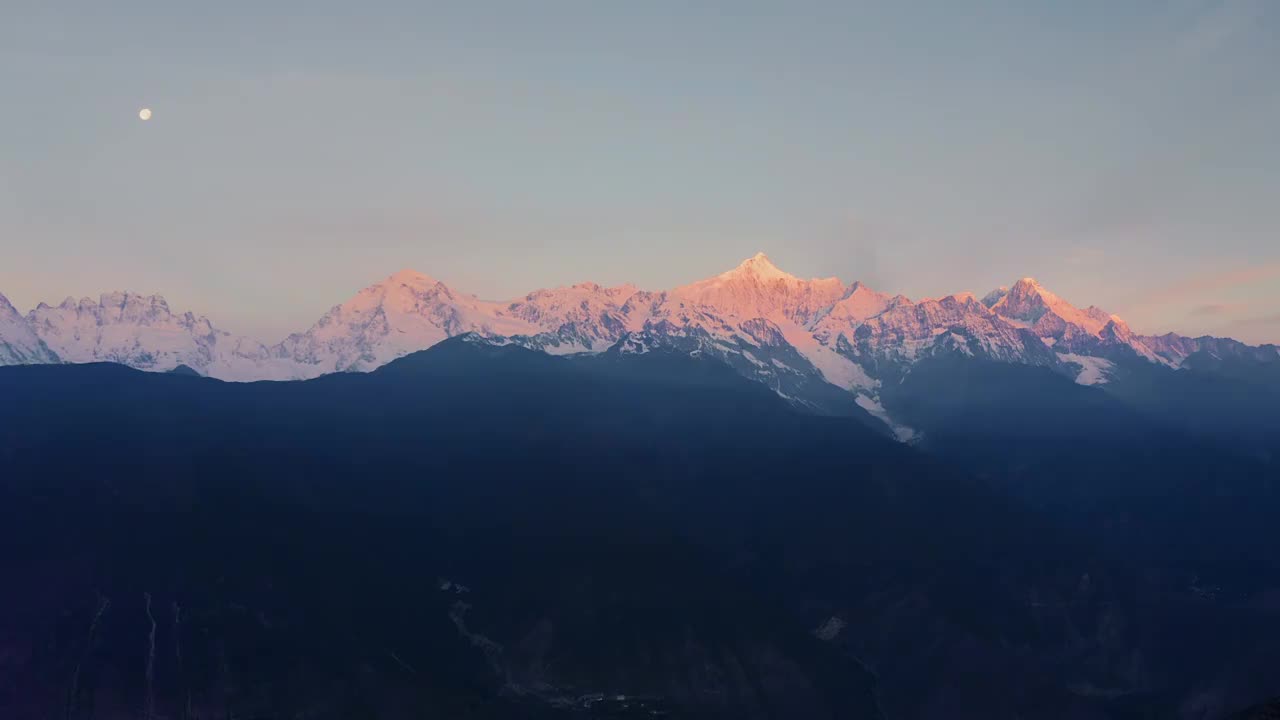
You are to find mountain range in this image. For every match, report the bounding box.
[3,253,1277,440]
[5,262,1280,718]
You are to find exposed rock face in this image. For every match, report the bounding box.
[991,277,1113,335]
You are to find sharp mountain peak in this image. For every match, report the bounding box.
[3,253,1272,403]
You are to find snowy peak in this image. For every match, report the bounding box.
[316,270,455,325]
[504,281,642,350]
[564,280,639,299]
[721,252,843,291]
[356,269,449,304]
[982,277,1171,373]
[671,253,846,325]
[1139,332,1280,367]
[724,252,796,282]
[9,253,1280,443]
[840,287,1054,367]
[99,290,170,317]
[812,282,893,329]
[991,278,1052,323]
[7,254,1273,415]
[0,293,20,317]
[0,292,59,365]
[513,281,640,312]
[28,292,216,337]
[990,277,1112,336]
[386,268,439,286]
[273,266,641,376]
[274,271,497,374]
[19,290,281,378]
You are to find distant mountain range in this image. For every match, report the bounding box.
[4,253,1277,439]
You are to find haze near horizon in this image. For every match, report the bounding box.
[2,1,1278,343]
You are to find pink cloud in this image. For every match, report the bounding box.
[1232,312,1280,328]
[1187,302,1246,317]
[1123,262,1280,313]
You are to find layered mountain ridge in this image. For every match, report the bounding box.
[3,254,1276,437]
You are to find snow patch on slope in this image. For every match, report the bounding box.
[856,394,918,442]
[779,319,876,391]
[1059,353,1115,386]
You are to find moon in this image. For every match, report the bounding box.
[138,108,152,121]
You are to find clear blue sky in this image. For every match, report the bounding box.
[2,1,1278,343]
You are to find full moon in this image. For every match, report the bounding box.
[138,108,152,121]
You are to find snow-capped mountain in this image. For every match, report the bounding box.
[270,270,644,378]
[4,253,1277,437]
[986,277,1164,366]
[22,292,297,380]
[272,269,525,377]
[989,277,1115,336]
[666,252,847,326]
[635,254,878,396]
[506,281,642,351]
[0,292,59,365]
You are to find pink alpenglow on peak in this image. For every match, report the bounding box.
[990,277,1116,336]
[273,270,542,375]
[5,252,1278,442]
[671,253,846,326]
[2,252,1273,395]
[19,291,286,378]
[385,268,443,287]
[812,283,894,328]
[724,252,798,282]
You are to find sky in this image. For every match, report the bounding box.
[2,0,1278,344]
